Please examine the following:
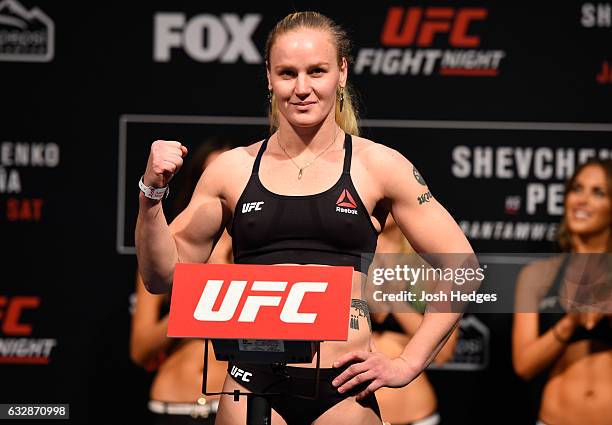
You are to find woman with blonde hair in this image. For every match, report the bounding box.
[136,11,474,425]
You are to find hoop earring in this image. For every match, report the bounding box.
[339,87,344,112]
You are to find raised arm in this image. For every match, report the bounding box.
[135,140,231,294]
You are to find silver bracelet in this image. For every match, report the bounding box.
[138,176,169,200]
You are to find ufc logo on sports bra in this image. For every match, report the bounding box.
[241,201,264,213]
[168,264,353,340]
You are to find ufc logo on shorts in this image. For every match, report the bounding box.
[241,201,264,213]
[230,365,252,382]
[193,280,328,323]
[154,13,262,63]
[381,7,487,47]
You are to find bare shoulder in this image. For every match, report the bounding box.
[351,135,412,171]
[200,140,264,178]
[517,255,563,290]
[351,135,420,199]
[192,140,264,197]
[520,255,562,276]
[207,141,263,169]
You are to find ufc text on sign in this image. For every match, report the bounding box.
[168,264,354,341]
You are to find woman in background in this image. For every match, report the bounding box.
[131,138,234,424]
[513,159,612,425]
[372,216,458,425]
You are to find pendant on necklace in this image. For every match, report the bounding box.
[298,169,303,179]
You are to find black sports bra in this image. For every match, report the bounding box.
[538,256,612,344]
[371,314,404,334]
[230,133,378,273]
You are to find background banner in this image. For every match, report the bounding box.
[1,1,609,423]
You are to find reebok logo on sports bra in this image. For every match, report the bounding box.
[241,201,264,213]
[335,189,358,215]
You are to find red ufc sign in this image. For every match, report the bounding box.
[381,7,487,47]
[0,296,40,335]
[168,264,353,341]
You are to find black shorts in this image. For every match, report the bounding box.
[227,362,380,425]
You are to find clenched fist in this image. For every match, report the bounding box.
[143,140,188,188]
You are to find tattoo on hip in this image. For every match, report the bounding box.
[350,299,371,331]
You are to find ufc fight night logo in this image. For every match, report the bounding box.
[355,7,506,77]
[168,264,353,341]
[153,13,262,63]
[0,296,58,364]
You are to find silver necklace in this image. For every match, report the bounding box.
[277,127,340,180]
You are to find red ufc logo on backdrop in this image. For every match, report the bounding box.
[168,264,353,341]
[0,296,39,335]
[381,7,487,47]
